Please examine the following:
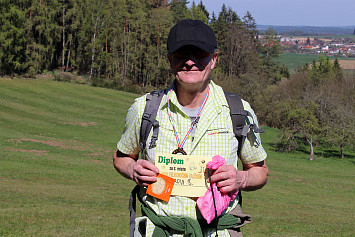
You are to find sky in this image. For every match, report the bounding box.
[188,0,355,27]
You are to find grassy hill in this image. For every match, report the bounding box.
[1,79,354,236]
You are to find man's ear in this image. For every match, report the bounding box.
[210,52,218,70]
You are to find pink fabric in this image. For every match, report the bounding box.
[196,155,238,224]
[206,155,226,170]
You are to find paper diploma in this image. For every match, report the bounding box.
[155,153,212,197]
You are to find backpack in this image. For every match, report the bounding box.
[129,89,264,237]
[139,90,264,155]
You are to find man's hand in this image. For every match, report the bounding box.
[113,150,159,186]
[209,165,247,194]
[131,159,159,186]
[210,161,269,194]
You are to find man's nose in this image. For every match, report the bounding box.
[185,58,196,66]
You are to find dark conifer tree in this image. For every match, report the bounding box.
[0,1,27,74]
[169,0,190,23]
[197,0,209,20]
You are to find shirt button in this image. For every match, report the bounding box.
[185,206,189,211]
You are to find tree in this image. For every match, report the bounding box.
[213,4,241,48]
[308,55,337,85]
[197,0,209,20]
[143,5,173,87]
[310,64,355,159]
[190,1,208,23]
[279,99,321,160]
[219,22,259,79]
[169,0,190,23]
[258,27,284,84]
[332,58,343,80]
[84,0,110,81]
[24,0,62,73]
[0,1,27,75]
[306,37,311,46]
[242,11,257,37]
[61,0,76,72]
[318,80,355,158]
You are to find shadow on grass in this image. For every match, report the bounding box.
[262,127,355,162]
[268,138,355,162]
[315,148,355,160]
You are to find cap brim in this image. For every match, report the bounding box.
[168,40,214,53]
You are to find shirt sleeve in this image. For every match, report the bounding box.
[239,100,267,164]
[117,96,145,155]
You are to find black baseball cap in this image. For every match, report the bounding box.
[167,19,217,54]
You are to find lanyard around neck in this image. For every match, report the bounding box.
[167,87,210,150]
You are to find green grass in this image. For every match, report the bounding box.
[1,79,354,236]
[0,78,137,236]
[241,127,355,236]
[278,53,320,74]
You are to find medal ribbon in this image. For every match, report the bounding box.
[167,87,209,150]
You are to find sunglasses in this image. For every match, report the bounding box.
[172,46,212,60]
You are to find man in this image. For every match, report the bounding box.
[113,19,269,237]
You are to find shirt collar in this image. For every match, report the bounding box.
[162,79,227,110]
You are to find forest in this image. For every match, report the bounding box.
[1,0,354,159]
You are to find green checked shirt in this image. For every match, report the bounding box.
[117,80,267,237]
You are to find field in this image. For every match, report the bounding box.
[278,53,355,74]
[337,59,355,69]
[1,79,354,236]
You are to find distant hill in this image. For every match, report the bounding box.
[257,25,355,35]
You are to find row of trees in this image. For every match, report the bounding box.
[1,0,166,82]
[1,0,353,158]
[1,1,283,85]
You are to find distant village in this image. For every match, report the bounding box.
[278,36,355,57]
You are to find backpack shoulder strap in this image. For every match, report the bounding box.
[139,90,165,151]
[130,91,164,237]
[224,92,246,157]
[224,92,264,157]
